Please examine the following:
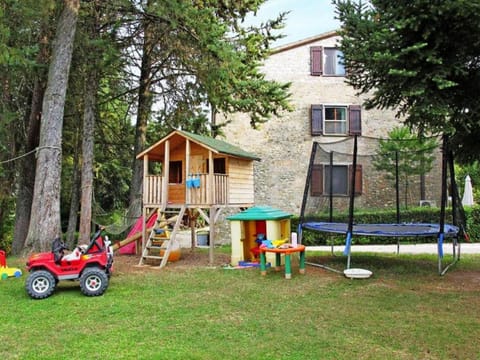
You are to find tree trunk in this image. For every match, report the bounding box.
[129,8,154,216]
[24,0,80,253]
[11,20,51,255]
[65,131,81,249]
[79,69,98,245]
[11,80,45,254]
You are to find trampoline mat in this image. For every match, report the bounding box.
[302,222,459,237]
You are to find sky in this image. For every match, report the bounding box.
[245,0,340,46]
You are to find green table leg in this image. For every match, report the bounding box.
[260,252,267,276]
[299,250,306,275]
[275,253,281,271]
[284,254,292,279]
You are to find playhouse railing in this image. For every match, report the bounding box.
[144,174,229,207]
[187,173,229,206]
[143,175,163,206]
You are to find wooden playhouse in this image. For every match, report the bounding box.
[135,129,260,267]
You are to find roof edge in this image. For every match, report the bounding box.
[270,30,339,55]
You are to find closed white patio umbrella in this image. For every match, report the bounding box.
[462,175,474,206]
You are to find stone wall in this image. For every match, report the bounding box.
[217,32,442,219]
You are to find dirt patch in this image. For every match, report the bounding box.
[442,271,480,291]
[113,248,231,274]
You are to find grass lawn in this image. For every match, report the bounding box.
[1,248,479,360]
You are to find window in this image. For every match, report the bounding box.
[311,164,362,196]
[169,161,182,184]
[310,46,346,76]
[205,158,227,174]
[311,104,362,136]
[324,48,345,76]
[325,165,349,195]
[325,106,347,135]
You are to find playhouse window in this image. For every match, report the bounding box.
[169,161,182,184]
[206,158,226,174]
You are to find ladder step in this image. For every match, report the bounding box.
[152,239,168,244]
[143,255,164,260]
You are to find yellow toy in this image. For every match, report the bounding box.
[0,250,22,280]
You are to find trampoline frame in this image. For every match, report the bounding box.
[299,135,466,275]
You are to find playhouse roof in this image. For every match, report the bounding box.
[136,129,260,161]
[227,206,292,221]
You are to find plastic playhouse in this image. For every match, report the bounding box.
[227,206,292,266]
[0,250,22,280]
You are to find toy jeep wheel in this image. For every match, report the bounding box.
[26,270,56,299]
[79,267,108,296]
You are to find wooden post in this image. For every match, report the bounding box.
[209,206,215,265]
[208,150,214,205]
[141,154,149,253]
[163,139,170,209]
[186,139,191,204]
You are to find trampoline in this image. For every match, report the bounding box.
[302,222,459,238]
[298,135,466,276]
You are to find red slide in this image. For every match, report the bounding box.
[119,213,158,255]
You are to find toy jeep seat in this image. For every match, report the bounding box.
[83,230,105,254]
[51,237,67,264]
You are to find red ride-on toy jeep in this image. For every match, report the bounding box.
[25,227,113,299]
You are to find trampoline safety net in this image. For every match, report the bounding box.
[298,135,466,275]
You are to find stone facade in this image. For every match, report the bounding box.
[218,31,442,218]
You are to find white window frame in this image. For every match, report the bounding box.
[323,105,348,135]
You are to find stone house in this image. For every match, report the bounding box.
[219,30,441,216]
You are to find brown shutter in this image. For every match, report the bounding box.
[311,104,323,135]
[311,164,323,196]
[348,105,362,135]
[349,164,363,195]
[310,46,323,76]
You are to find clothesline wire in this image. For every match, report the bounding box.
[0,145,61,165]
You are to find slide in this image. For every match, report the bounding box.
[118,212,158,255]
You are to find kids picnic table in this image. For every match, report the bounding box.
[259,244,306,279]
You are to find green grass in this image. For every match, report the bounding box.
[1,252,480,360]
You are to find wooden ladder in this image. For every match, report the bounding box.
[138,205,186,268]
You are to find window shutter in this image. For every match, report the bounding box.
[311,104,323,136]
[310,46,323,76]
[311,164,323,196]
[348,105,362,135]
[349,164,363,195]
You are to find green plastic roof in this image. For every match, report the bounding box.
[227,206,292,221]
[178,130,260,161]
